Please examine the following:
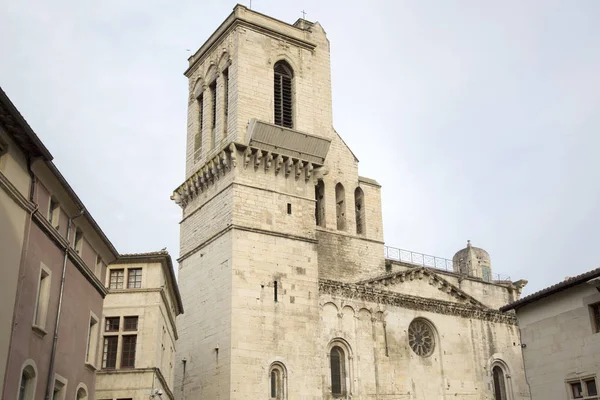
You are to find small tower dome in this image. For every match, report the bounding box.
[452,240,492,282]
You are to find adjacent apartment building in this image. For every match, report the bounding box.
[95,252,183,400]
[0,87,182,400]
[501,268,600,400]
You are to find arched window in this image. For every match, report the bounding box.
[492,365,508,400]
[330,346,346,396]
[274,61,293,128]
[335,183,346,231]
[18,361,37,400]
[354,187,365,235]
[315,180,325,227]
[77,388,87,400]
[269,362,286,399]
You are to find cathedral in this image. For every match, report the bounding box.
[171,5,531,399]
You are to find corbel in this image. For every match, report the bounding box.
[220,151,229,171]
[214,155,222,178]
[284,157,293,177]
[294,160,303,180]
[229,143,238,168]
[243,147,252,169]
[275,154,283,175]
[305,162,313,181]
[265,152,273,171]
[254,149,263,169]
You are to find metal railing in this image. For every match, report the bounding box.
[384,245,511,282]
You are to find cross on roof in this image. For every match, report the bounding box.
[301,10,307,19]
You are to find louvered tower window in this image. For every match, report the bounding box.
[274,61,293,128]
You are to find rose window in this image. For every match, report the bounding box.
[408,319,435,357]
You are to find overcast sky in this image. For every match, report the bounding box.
[2,0,599,296]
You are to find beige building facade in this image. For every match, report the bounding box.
[96,252,184,400]
[172,6,531,400]
[501,268,600,400]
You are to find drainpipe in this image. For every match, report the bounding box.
[44,208,85,400]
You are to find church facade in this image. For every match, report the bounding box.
[172,5,531,399]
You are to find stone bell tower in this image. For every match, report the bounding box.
[172,5,384,399]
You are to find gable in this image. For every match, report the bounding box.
[364,268,487,308]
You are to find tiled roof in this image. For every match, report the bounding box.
[500,267,600,311]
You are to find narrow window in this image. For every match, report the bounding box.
[52,378,66,400]
[586,379,598,397]
[105,317,120,332]
[315,180,325,227]
[19,365,37,400]
[492,366,507,400]
[127,268,142,289]
[274,281,278,302]
[590,302,600,333]
[34,266,51,328]
[124,316,138,331]
[223,68,229,132]
[269,363,286,399]
[287,203,292,215]
[330,346,345,396]
[274,61,293,128]
[571,382,583,399]
[121,335,137,368]
[102,336,118,369]
[76,387,88,400]
[335,183,346,231]
[354,187,365,235]
[48,198,60,228]
[210,80,217,148]
[109,269,124,289]
[195,93,204,160]
[85,315,99,364]
[73,229,83,255]
[94,255,103,278]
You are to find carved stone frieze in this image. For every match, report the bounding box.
[318,279,516,325]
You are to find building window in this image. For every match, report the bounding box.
[95,255,103,278]
[492,366,508,400]
[121,335,137,368]
[18,362,37,400]
[124,316,138,331]
[274,60,293,128]
[408,318,435,357]
[569,377,598,399]
[330,346,346,397]
[127,268,142,288]
[315,180,325,227]
[195,93,204,161]
[52,376,67,400]
[85,313,99,365]
[76,386,88,400]
[335,183,346,231]
[223,68,229,132]
[34,264,51,329]
[73,229,83,255]
[590,303,600,333]
[105,317,120,332]
[354,187,365,235]
[269,362,286,399]
[48,198,60,228]
[109,269,124,289]
[209,80,217,148]
[102,336,118,369]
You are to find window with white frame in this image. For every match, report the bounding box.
[33,264,51,330]
[85,313,99,366]
[569,377,598,399]
[18,361,37,400]
[48,198,60,229]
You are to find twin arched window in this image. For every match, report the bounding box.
[274,61,293,128]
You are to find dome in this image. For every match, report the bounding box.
[452,240,492,281]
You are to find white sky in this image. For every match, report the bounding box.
[2,0,599,296]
